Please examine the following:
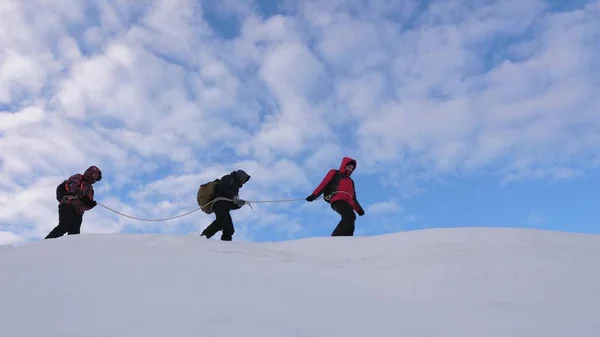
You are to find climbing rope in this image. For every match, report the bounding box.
[98,202,204,221]
[97,193,349,222]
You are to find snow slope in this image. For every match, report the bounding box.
[1,228,599,337]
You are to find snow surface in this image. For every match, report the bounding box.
[1,227,599,337]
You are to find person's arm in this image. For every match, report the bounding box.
[80,189,97,209]
[216,174,248,208]
[216,174,238,199]
[312,169,337,196]
[306,169,337,201]
[351,180,364,215]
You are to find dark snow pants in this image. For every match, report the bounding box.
[201,201,235,241]
[45,203,83,239]
[331,200,356,236]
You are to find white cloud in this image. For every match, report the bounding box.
[1,0,598,242]
[0,106,45,131]
[367,201,404,215]
[0,231,23,246]
[303,143,343,171]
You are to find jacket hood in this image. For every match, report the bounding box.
[83,165,102,183]
[339,157,356,175]
[234,169,251,184]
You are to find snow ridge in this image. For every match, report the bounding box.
[1,227,599,337]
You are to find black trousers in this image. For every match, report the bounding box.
[45,203,83,239]
[201,201,235,241]
[331,200,356,236]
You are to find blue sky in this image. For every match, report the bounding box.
[1,0,599,245]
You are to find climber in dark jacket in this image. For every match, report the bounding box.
[305,157,364,236]
[201,169,251,241]
[46,165,102,239]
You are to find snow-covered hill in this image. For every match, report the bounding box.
[1,228,599,337]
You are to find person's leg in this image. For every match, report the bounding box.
[45,204,75,239]
[68,213,83,235]
[331,201,356,236]
[201,202,228,239]
[201,219,223,239]
[220,210,235,241]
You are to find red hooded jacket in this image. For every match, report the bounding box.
[310,157,364,213]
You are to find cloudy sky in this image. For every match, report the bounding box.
[1,0,599,245]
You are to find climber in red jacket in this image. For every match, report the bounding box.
[305,156,365,236]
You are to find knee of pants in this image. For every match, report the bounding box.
[344,211,356,221]
[214,208,232,221]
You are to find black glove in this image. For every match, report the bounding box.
[357,208,364,216]
[305,195,316,202]
[81,196,97,209]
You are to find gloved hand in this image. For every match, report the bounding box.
[232,196,246,206]
[81,196,97,209]
[357,208,364,216]
[305,194,316,202]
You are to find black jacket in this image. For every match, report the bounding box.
[215,170,251,208]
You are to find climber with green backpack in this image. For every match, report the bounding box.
[197,169,251,241]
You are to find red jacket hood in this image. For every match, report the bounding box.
[339,157,357,175]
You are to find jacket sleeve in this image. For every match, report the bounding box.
[352,190,363,213]
[80,189,96,208]
[311,169,337,197]
[354,198,363,213]
[216,174,238,199]
[350,179,363,212]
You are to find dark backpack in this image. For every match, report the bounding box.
[321,170,341,203]
[56,180,67,202]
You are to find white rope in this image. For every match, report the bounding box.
[97,192,349,222]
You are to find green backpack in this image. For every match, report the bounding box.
[196,179,220,214]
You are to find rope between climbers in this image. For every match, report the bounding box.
[97,193,341,222]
